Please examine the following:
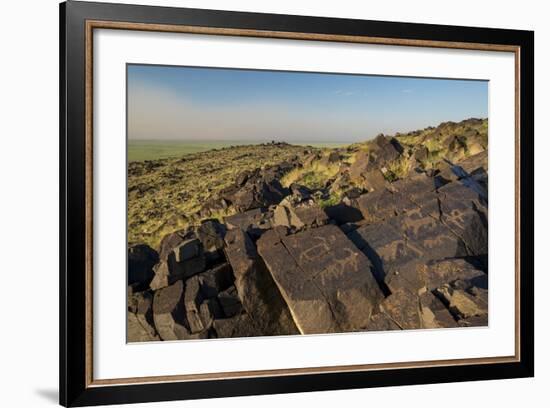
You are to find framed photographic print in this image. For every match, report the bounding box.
[59,0,534,406]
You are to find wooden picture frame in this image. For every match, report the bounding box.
[60,1,534,406]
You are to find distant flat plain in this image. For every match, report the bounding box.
[128,140,350,162]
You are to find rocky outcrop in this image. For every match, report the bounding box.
[219,164,294,212]
[224,228,299,335]
[257,225,383,334]
[128,118,489,342]
[150,237,206,290]
[349,135,404,191]
[152,280,189,340]
[272,197,329,231]
[128,290,159,342]
[223,208,272,239]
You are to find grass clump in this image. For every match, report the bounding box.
[281,155,341,190]
[317,192,341,209]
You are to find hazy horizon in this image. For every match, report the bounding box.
[128,64,488,142]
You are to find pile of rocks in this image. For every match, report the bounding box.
[128,147,489,341]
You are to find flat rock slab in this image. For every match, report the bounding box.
[223,208,273,239]
[224,229,299,336]
[257,224,384,334]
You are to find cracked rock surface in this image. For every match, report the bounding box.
[127,118,489,342]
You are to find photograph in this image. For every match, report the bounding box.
[55,1,536,405]
[126,64,489,342]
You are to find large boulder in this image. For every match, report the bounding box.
[220,165,290,212]
[128,244,158,289]
[347,220,422,284]
[223,208,273,239]
[224,228,299,336]
[152,280,189,340]
[373,134,404,162]
[437,181,488,256]
[348,136,404,190]
[195,219,226,264]
[257,224,384,334]
[272,198,328,230]
[346,174,488,294]
[150,238,207,290]
[127,290,160,342]
[157,231,186,260]
[353,188,416,223]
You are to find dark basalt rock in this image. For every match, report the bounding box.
[128,313,160,342]
[325,203,364,225]
[289,183,312,201]
[128,244,159,289]
[128,120,489,342]
[198,263,234,299]
[152,280,189,341]
[157,231,187,261]
[458,314,489,327]
[378,288,422,330]
[320,150,341,166]
[213,313,260,338]
[184,276,206,333]
[419,291,457,329]
[272,198,329,231]
[434,284,488,320]
[220,164,291,212]
[413,145,429,162]
[348,220,420,284]
[150,238,207,290]
[420,258,487,291]
[349,135,403,187]
[217,286,243,317]
[127,290,159,341]
[224,228,299,335]
[366,312,401,331]
[353,188,417,223]
[224,208,273,240]
[257,224,383,334]
[345,171,488,298]
[196,219,226,264]
[235,170,251,186]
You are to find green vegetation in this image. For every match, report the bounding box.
[128,118,488,249]
[128,140,254,162]
[394,118,488,168]
[128,143,314,248]
[317,192,341,209]
[281,153,341,189]
[129,140,350,162]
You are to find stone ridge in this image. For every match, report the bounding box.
[127,118,489,341]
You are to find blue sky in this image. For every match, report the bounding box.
[127,64,488,142]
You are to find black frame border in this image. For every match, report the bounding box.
[60,1,534,406]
